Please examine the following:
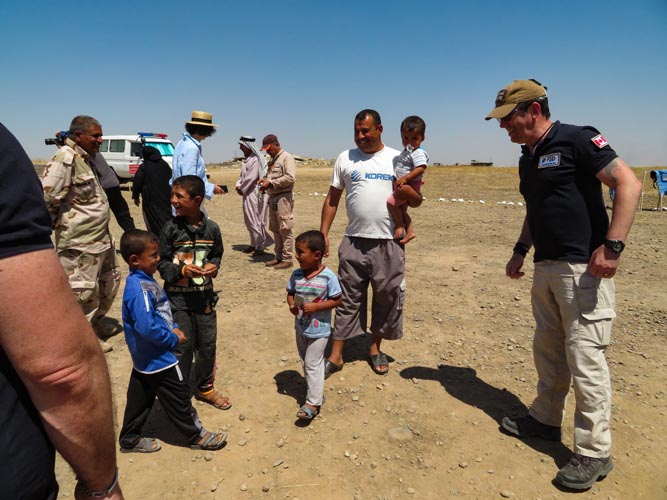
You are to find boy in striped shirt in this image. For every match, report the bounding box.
[286,231,342,420]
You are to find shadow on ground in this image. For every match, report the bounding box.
[231,244,253,253]
[137,401,193,448]
[333,333,396,367]
[273,369,320,427]
[273,369,306,405]
[231,243,275,263]
[400,364,572,467]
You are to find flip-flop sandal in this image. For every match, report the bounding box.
[195,390,232,410]
[120,437,161,453]
[324,359,343,380]
[190,431,228,450]
[296,405,320,420]
[369,353,389,375]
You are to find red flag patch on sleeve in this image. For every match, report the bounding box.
[591,134,609,148]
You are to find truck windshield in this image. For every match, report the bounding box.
[146,141,175,157]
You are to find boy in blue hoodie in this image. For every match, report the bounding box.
[118,229,227,453]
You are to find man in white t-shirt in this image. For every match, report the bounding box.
[320,109,407,377]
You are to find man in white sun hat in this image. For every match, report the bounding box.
[172,111,225,206]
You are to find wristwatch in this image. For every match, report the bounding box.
[603,239,625,254]
[79,469,119,498]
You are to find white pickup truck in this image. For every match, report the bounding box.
[100,133,174,182]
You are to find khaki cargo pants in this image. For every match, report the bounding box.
[268,192,294,262]
[529,261,615,458]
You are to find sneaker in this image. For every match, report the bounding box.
[274,261,294,269]
[98,338,113,353]
[555,453,613,490]
[501,415,562,441]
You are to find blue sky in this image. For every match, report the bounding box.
[2,0,666,166]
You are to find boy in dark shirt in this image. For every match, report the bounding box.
[157,175,231,410]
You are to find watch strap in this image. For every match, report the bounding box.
[79,468,119,498]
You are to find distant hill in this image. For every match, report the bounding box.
[209,157,334,169]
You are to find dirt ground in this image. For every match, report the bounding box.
[54,165,667,500]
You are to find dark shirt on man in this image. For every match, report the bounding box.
[519,121,618,263]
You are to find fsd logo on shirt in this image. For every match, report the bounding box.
[538,153,561,169]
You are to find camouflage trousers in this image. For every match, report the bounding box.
[58,245,121,324]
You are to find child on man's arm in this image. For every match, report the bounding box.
[387,115,429,244]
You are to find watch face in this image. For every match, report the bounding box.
[605,240,625,253]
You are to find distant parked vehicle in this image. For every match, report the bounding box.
[100,133,174,182]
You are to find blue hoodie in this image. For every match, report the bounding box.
[122,269,179,373]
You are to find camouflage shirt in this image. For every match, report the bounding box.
[41,138,111,253]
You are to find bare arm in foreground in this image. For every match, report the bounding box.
[0,249,123,499]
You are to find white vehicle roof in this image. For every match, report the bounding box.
[103,134,172,142]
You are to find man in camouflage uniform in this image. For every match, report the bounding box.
[42,115,121,353]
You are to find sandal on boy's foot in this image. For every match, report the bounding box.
[190,431,228,451]
[120,437,161,453]
[296,405,320,420]
[195,389,232,410]
[323,359,343,380]
[242,246,256,254]
[369,353,389,375]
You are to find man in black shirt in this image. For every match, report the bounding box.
[92,152,136,232]
[485,80,642,490]
[0,123,124,499]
